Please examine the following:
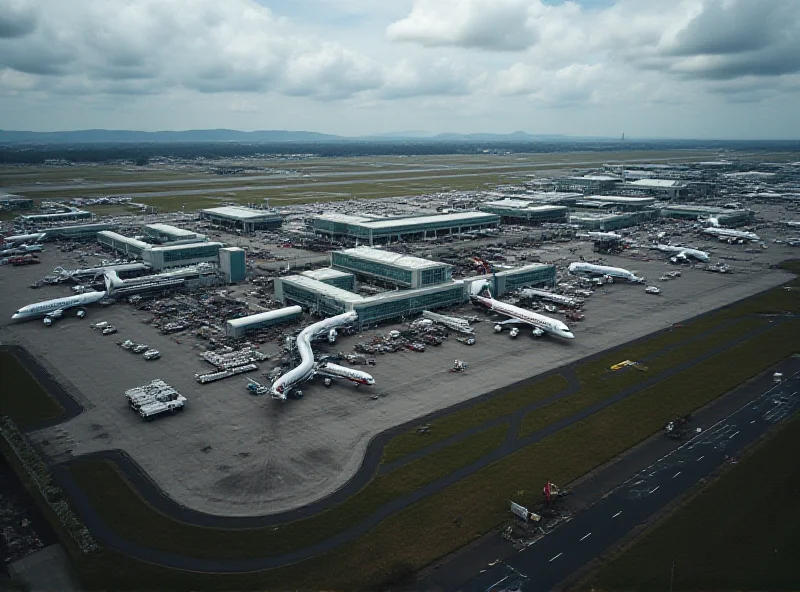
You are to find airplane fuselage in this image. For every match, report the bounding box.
[472,294,574,339]
[568,262,643,283]
[11,291,106,321]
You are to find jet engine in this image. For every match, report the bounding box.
[532,327,545,337]
[494,324,503,333]
[43,317,52,326]
[76,309,86,318]
[509,327,520,338]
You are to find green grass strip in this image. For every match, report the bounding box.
[382,374,567,464]
[0,352,64,427]
[519,316,767,438]
[67,422,507,561]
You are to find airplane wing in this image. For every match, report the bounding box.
[497,318,524,325]
[46,309,64,319]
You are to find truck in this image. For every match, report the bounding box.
[139,395,187,420]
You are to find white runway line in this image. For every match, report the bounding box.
[613,511,622,518]
[580,533,592,541]
[648,486,660,494]
[673,472,681,478]
[549,552,563,562]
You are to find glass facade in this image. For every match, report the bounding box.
[501,266,556,291]
[332,252,414,286]
[355,285,465,327]
[421,267,450,286]
[162,244,220,263]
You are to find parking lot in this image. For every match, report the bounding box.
[0,221,795,517]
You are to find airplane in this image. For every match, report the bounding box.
[568,262,644,283]
[519,288,580,308]
[577,231,623,241]
[0,244,43,257]
[702,227,760,242]
[11,274,111,325]
[653,243,710,263]
[270,311,372,399]
[469,282,574,339]
[1,232,47,247]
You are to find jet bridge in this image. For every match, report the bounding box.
[270,311,360,400]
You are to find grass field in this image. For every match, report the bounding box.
[0,351,64,427]
[583,414,800,592]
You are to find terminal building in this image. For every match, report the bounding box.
[478,200,569,224]
[98,230,223,270]
[659,205,754,227]
[517,191,584,206]
[555,175,620,194]
[225,306,303,339]
[200,206,282,233]
[16,208,92,227]
[144,223,206,244]
[274,275,466,328]
[142,242,223,270]
[620,179,688,200]
[219,247,246,283]
[470,263,557,296]
[569,211,657,231]
[0,195,34,211]
[311,212,500,244]
[331,246,452,289]
[97,231,151,257]
[573,195,656,211]
[301,268,356,291]
[43,222,118,241]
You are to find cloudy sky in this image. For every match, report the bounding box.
[1,0,798,138]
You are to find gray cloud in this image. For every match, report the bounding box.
[0,0,37,38]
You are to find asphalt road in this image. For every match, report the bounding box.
[458,361,800,592]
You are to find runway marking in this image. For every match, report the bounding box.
[613,511,622,518]
[549,553,563,562]
[751,420,756,424]
[697,455,705,461]
[649,486,660,494]
[673,472,681,478]
[730,430,740,438]
[580,533,592,541]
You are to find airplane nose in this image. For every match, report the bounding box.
[564,331,575,339]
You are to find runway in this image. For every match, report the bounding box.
[457,361,800,592]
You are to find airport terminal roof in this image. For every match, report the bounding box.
[98,230,150,249]
[628,179,687,187]
[301,267,353,280]
[146,241,223,252]
[201,206,281,220]
[336,246,448,270]
[587,195,656,204]
[483,200,567,212]
[145,223,198,237]
[358,211,497,229]
[313,213,374,223]
[280,275,365,303]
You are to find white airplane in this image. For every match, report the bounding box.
[519,288,580,308]
[0,244,42,257]
[270,312,373,399]
[2,232,47,246]
[470,282,574,339]
[577,231,623,241]
[11,275,111,325]
[568,262,644,283]
[653,244,710,262]
[702,227,760,242]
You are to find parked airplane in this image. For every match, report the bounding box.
[568,262,644,283]
[270,311,372,399]
[1,232,47,246]
[11,275,111,325]
[577,231,623,241]
[470,282,574,339]
[702,227,760,242]
[653,243,710,262]
[0,244,42,257]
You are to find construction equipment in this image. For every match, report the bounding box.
[543,481,571,504]
[450,359,468,373]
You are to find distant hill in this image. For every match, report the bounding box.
[0,128,600,144]
[0,129,344,144]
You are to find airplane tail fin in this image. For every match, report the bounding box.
[103,270,123,293]
[469,280,493,299]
